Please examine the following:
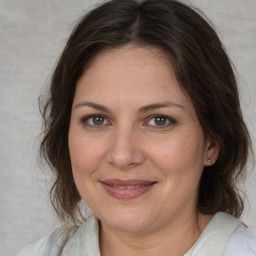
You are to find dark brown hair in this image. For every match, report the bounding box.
[40,0,252,226]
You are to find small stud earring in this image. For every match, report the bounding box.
[208,159,211,163]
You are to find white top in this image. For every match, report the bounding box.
[16,212,256,256]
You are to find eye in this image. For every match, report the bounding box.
[82,115,110,127]
[146,115,175,128]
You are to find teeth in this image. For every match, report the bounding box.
[115,185,126,189]
[127,185,137,189]
[112,185,144,189]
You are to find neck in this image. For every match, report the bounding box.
[100,211,212,256]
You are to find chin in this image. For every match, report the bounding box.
[99,209,155,233]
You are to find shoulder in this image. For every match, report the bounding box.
[16,235,49,256]
[223,224,256,256]
[16,226,66,256]
[62,215,100,255]
[185,212,245,256]
[15,215,100,256]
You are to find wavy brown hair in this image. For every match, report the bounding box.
[40,0,252,227]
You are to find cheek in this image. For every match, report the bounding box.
[68,130,104,176]
[149,129,205,176]
[68,132,103,201]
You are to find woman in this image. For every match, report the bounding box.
[17,0,255,255]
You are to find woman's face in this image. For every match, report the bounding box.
[69,45,217,234]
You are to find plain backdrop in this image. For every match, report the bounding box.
[0,0,255,255]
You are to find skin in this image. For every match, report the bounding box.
[68,45,219,256]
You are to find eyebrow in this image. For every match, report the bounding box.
[74,101,185,112]
[138,102,185,112]
[74,102,109,112]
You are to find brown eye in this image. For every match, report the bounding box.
[154,116,167,126]
[146,115,176,128]
[92,116,105,125]
[82,115,109,127]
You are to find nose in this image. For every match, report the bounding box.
[106,127,146,169]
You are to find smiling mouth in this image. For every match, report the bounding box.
[100,179,157,199]
[109,184,147,189]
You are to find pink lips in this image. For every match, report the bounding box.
[100,179,156,199]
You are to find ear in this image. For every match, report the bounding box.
[204,137,220,166]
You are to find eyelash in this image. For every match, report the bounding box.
[144,115,176,129]
[81,114,176,129]
[81,114,110,128]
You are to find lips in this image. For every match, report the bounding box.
[110,184,145,189]
[100,179,156,199]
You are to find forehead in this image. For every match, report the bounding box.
[81,45,172,84]
[88,44,171,70]
[74,45,192,111]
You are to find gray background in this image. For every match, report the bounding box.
[0,0,255,255]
